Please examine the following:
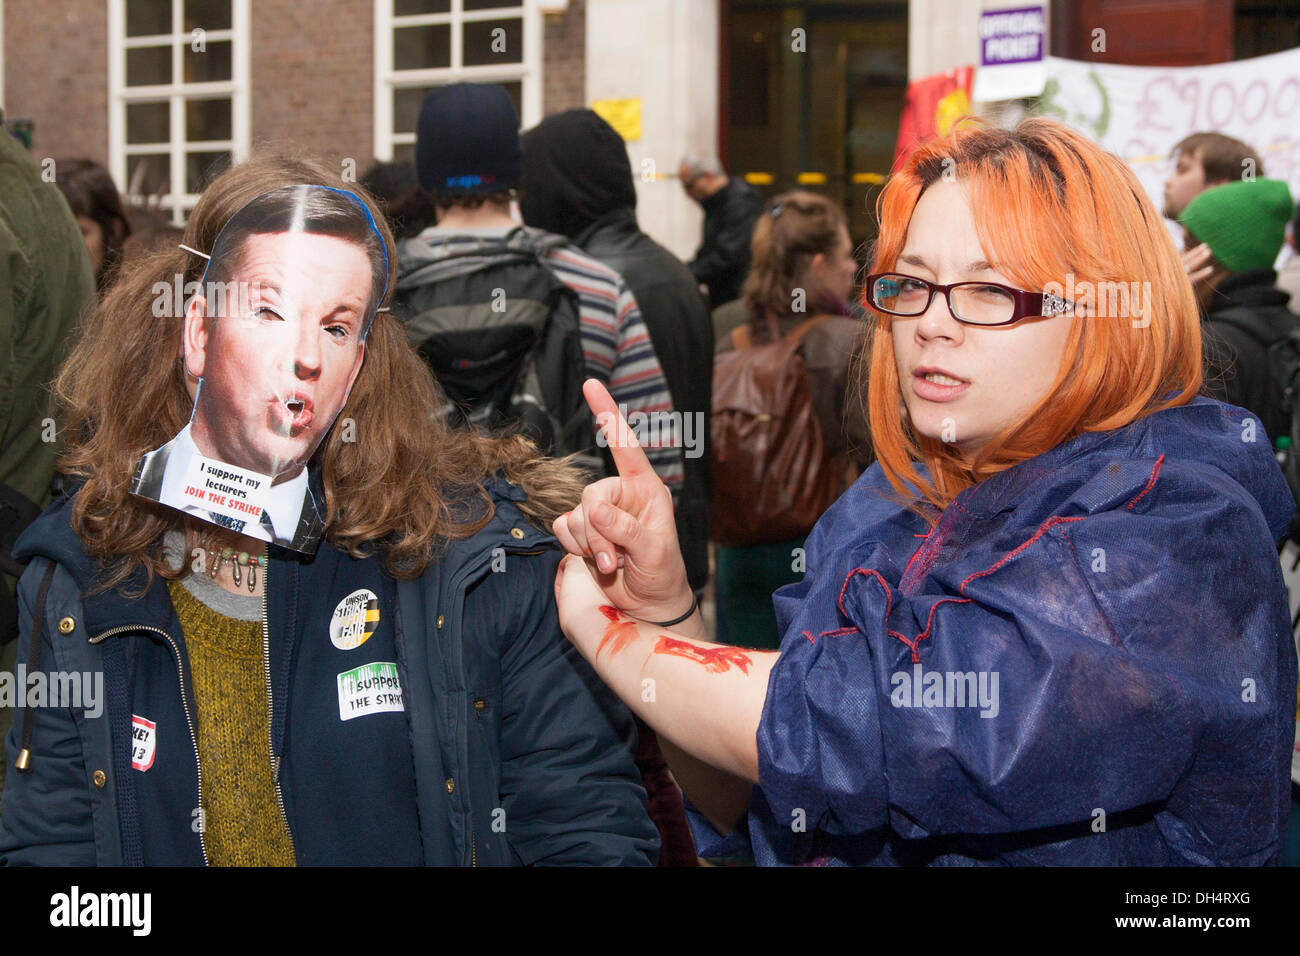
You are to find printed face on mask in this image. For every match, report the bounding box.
[183,231,371,482]
[890,180,1073,456]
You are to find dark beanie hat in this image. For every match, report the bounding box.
[519,109,637,239]
[415,83,521,196]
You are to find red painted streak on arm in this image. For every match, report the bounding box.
[595,606,645,660]
[652,636,754,675]
[597,621,641,660]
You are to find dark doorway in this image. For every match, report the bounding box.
[722,1,908,247]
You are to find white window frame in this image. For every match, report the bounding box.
[108,0,251,225]
[374,0,543,163]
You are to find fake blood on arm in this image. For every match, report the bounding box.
[596,605,641,660]
[596,606,756,676]
[652,636,753,675]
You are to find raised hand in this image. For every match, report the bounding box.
[1181,242,1214,285]
[552,379,695,626]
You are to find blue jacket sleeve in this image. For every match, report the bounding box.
[0,559,99,865]
[758,458,1297,862]
[494,548,659,866]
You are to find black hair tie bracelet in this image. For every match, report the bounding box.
[643,595,699,629]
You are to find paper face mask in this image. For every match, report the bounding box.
[130,185,388,555]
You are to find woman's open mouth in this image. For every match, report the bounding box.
[911,367,970,402]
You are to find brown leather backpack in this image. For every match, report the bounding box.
[711,314,846,546]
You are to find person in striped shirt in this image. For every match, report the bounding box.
[397,83,683,493]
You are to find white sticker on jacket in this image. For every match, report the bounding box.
[337,662,404,721]
[330,588,380,650]
[131,715,156,771]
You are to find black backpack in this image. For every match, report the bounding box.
[392,228,600,473]
[1211,305,1300,536]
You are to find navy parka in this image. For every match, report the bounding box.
[0,477,659,866]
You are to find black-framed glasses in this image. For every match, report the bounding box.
[865,273,1072,327]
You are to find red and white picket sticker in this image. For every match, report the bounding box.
[131,715,156,772]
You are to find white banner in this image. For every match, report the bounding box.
[1035,49,1300,218]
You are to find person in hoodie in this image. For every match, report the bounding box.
[395,83,683,494]
[1178,177,1298,444]
[550,118,1298,865]
[518,109,714,600]
[0,154,658,867]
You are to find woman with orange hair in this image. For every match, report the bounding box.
[552,117,1298,865]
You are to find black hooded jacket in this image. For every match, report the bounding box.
[1201,268,1299,445]
[521,110,715,592]
[689,177,764,310]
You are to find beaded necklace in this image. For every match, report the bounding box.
[206,546,268,592]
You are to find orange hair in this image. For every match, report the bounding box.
[865,118,1202,517]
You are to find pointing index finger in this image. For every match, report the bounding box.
[584,378,652,481]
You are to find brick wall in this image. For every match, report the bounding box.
[4,0,109,164]
[543,0,586,116]
[251,1,375,177]
[4,0,587,184]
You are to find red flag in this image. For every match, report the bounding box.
[892,66,975,173]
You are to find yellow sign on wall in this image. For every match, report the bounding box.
[591,97,642,142]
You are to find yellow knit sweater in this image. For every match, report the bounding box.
[167,579,296,866]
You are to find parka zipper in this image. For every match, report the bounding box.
[89,624,209,865]
[261,560,297,859]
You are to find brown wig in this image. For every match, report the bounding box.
[55,153,585,590]
[739,190,848,331]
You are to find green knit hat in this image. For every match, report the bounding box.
[1178,178,1294,272]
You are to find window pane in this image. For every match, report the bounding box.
[186,97,232,141]
[395,82,520,135]
[126,45,172,86]
[125,153,170,197]
[185,0,232,31]
[395,0,450,14]
[394,24,451,70]
[126,101,171,144]
[463,18,522,65]
[464,0,521,10]
[500,80,522,120]
[184,40,232,82]
[186,150,231,193]
[392,143,416,167]
[393,86,437,134]
[126,0,172,37]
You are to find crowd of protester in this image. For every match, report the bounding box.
[0,87,1297,866]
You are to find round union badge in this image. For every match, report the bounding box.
[330,588,380,650]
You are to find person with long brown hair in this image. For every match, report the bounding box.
[0,154,658,866]
[53,158,132,293]
[711,190,870,650]
[551,118,1297,865]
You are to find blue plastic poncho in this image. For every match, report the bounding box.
[692,397,1298,865]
